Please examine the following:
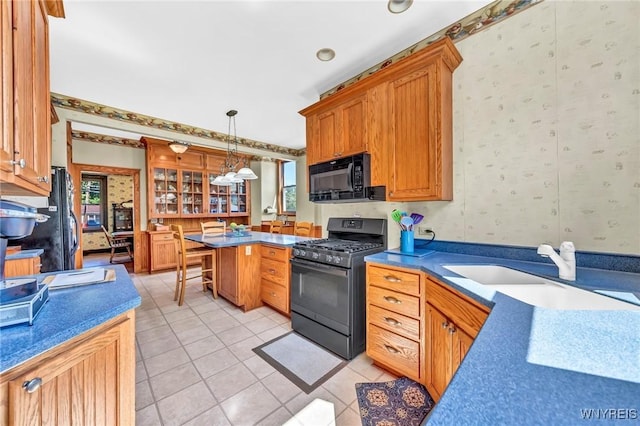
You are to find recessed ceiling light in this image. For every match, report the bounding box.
[387,0,413,14]
[316,48,336,62]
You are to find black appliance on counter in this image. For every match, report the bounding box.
[17,167,79,272]
[290,217,387,359]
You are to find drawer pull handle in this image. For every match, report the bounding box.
[383,317,401,327]
[23,378,42,393]
[441,321,449,329]
[269,251,276,255]
[270,292,276,297]
[384,345,400,354]
[383,275,401,283]
[11,158,26,168]
[383,296,401,304]
[269,269,276,274]
[448,326,457,335]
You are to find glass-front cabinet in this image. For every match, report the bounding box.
[181,170,205,216]
[152,167,179,217]
[229,181,248,216]
[208,173,229,215]
[146,140,251,220]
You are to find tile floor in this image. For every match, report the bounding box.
[132,269,396,426]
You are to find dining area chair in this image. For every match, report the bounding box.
[170,224,217,306]
[293,221,313,237]
[101,226,133,263]
[269,220,284,234]
[201,221,226,236]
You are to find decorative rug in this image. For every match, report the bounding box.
[355,377,435,426]
[252,332,348,394]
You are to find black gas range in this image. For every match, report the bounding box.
[290,217,387,360]
[292,238,384,268]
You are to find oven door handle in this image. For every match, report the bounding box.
[291,258,349,277]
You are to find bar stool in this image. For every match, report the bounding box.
[293,221,313,237]
[269,220,284,234]
[170,224,216,306]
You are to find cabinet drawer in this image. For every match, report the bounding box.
[260,258,288,286]
[367,324,420,381]
[261,280,288,313]
[368,285,420,318]
[426,278,489,338]
[260,245,288,262]
[368,304,420,341]
[368,265,421,296]
[151,232,173,242]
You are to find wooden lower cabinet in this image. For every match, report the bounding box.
[424,277,489,402]
[366,263,425,382]
[217,244,262,311]
[0,310,136,425]
[148,231,201,272]
[259,245,291,314]
[4,256,41,278]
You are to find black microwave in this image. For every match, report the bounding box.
[308,153,386,203]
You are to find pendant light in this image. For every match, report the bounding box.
[214,110,258,184]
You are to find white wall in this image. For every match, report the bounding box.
[310,1,640,255]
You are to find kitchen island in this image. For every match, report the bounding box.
[0,264,141,424]
[365,244,640,425]
[185,231,315,313]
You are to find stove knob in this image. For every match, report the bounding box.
[300,250,306,256]
[312,252,319,259]
[334,256,342,264]
[325,255,333,263]
[293,249,300,256]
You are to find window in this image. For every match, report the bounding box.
[279,160,296,213]
[81,175,107,232]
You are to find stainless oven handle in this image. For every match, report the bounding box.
[347,162,353,191]
[291,258,349,277]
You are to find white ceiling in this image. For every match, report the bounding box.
[49,0,492,151]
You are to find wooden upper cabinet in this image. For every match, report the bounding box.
[387,65,442,201]
[0,0,14,174]
[0,0,53,195]
[300,37,462,201]
[302,93,368,165]
[145,138,250,219]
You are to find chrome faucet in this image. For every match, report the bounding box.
[537,241,576,281]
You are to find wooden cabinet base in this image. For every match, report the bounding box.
[0,310,136,425]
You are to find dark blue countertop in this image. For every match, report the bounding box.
[185,231,316,248]
[365,248,640,425]
[0,264,141,374]
[5,248,44,261]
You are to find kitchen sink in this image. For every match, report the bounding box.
[442,264,640,311]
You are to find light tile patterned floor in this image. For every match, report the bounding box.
[132,270,396,426]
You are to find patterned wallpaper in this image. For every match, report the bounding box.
[83,175,134,251]
[329,1,639,255]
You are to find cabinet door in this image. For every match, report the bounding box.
[0,0,13,173]
[150,233,177,271]
[150,167,179,217]
[180,170,205,216]
[338,94,367,157]
[218,246,239,304]
[12,0,50,192]
[229,181,248,216]
[316,109,339,161]
[425,303,453,401]
[387,65,440,201]
[8,316,134,425]
[4,256,41,278]
[453,326,474,373]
